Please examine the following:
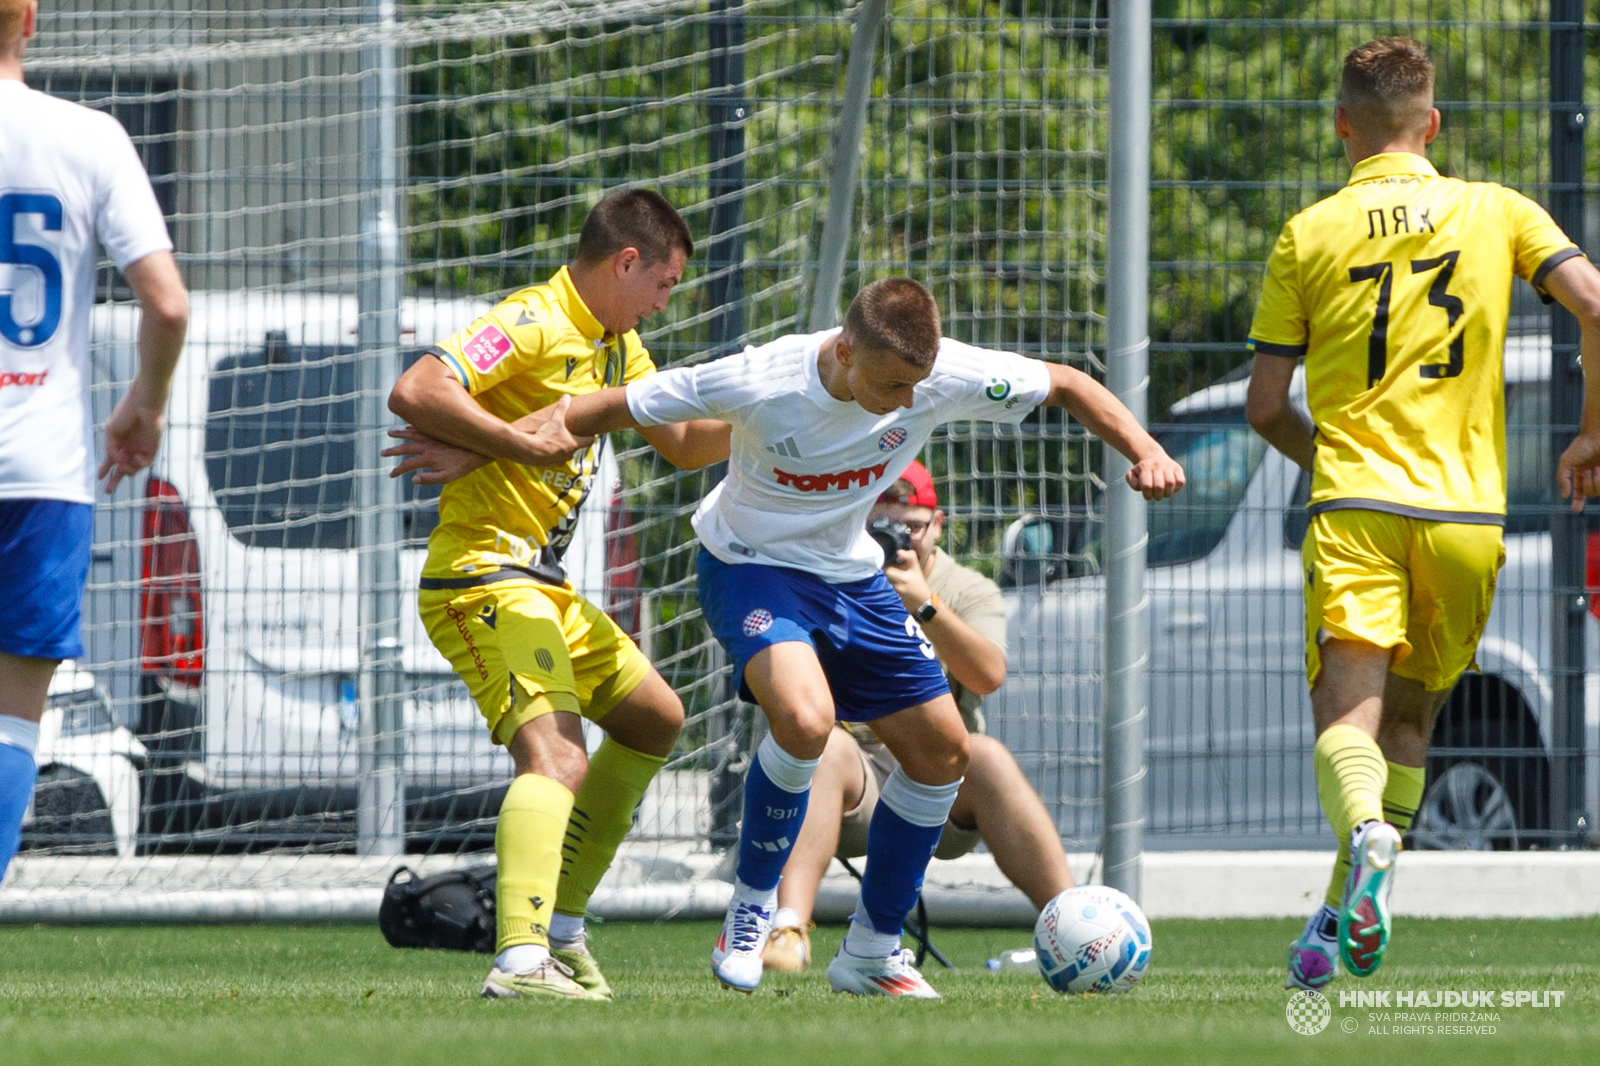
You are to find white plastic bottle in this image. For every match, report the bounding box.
[985,947,1038,973]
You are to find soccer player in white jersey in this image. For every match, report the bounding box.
[554,278,1184,997]
[0,0,189,880]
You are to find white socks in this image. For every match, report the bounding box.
[495,944,550,973]
[878,767,961,827]
[0,714,40,755]
[771,907,803,932]
[1304,903,1339,945]
[548,912,585,947]
[755,733,821,794]
[498,914,584,971]
[844,919,901,959]
[731,877,778,912]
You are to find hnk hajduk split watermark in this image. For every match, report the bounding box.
[1285,989,1567,1037]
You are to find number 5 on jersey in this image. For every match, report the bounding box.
[0,192,65,348]
[1349,249,1463,388]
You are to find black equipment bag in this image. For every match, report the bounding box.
[378,864,497,953]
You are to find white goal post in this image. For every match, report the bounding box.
[5,0,1114,922]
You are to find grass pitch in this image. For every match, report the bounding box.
[1,918,1594,1066]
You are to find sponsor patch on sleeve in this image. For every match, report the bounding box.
[462,324,514,373]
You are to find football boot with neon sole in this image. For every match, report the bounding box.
[825,945,941,999]
[551,945,613,1002]
[1286,905,1340,990]
[710,895,773,993]
[480,957,587,1000]
[1286,934,1339,990]
[1339,820,1402,978]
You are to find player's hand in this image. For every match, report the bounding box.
[882,549,932,611]
[1557,431,1600,512]
[1126,452,1185,501]
[99,393,166,494]
[518,395,595,465]
[383,427,490,485]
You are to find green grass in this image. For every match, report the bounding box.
[1,919,1595,1066]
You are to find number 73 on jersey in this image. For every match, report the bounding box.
[1348,249,1464,389]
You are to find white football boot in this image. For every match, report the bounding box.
[825,945,941,999]
[710,890,774,993]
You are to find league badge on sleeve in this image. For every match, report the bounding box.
[463,324,513,372]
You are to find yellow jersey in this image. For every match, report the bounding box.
[1248,152,1581,523]
[422,266,655,580]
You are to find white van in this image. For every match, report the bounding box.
[990,333,1600,850]
[86,293,619,849]
[21,661,145,858]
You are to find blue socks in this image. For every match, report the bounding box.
[734,733,820,892]
[852,768,961,939]
[0,715,41,882]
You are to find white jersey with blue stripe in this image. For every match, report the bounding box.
[0,79,173,503]
[626,330,1053,583]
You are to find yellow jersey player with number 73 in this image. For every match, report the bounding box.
[1245,37,1600,993]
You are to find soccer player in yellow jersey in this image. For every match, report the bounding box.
[1247,38,1600,991]
[387,190,730,1001]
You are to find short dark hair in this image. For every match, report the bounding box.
[574,189,694,267]
[1340,37,1434,139]
[843,278,942,369]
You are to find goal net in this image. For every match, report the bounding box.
[5,0,1110,922]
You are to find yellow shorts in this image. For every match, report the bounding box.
[418,579,651,747]
[1302,509,1504,692]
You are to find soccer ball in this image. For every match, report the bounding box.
[1033,885,1153,994]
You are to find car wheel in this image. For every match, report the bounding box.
[22,766,117,856]
[1420,675,1550,849]
[1409,761,1519,851]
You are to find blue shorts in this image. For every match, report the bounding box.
[0,498,92,660]
[697,548,950,722]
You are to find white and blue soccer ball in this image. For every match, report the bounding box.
[1034,885,1153,994]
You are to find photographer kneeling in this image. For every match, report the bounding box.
[763,460,1075,971]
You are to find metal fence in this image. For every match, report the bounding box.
[9,2,1597,915]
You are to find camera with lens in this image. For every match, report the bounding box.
[868,516,913,569]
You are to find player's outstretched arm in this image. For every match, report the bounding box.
[558,387,731,469]
[100,251,188,493]
[1545,257,1600,511]
[1042,363,1185,500]
[561,386,641,437]
[637,421,731,470]
[1245,352,1316,472]
[388,354,593,467]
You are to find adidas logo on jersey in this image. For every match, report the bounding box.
[766,436,803,459]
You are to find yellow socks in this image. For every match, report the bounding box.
[554,738,667,923]
[496,773,576,952]
[1321,755,1423,909]
[494,738,667,951]
[1382,761,1426,834]
[1314,724,1388,908]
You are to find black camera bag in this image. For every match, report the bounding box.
[378,864,497,953]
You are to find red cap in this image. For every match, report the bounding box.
[879,459,938,509]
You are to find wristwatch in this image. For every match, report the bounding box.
[913,597,939,624]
